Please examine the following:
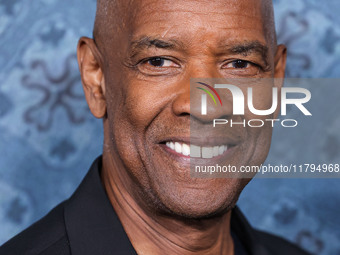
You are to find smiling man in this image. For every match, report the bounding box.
[0,0,310,255]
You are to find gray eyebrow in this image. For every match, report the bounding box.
[226,41,269,66]
[131,37,178,49]
[128,37,270,69]
[129,36,184,56]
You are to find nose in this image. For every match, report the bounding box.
[171,63,234,123]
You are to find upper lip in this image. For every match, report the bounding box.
[159,136,241,147]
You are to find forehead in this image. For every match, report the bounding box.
[133,0,263,18]
[128,0,266,45]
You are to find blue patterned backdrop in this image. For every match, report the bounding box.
[0,0,339,254]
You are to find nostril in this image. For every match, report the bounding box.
[178,112,190,117]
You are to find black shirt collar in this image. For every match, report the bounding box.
[231,207,270,255]
[64,156,269,255]
[64,157,137,255]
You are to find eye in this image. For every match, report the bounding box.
[145,57,176,68]
[225,60,250,69]
[147,58,171,67]
[136,56,181,76]
[221,59,261,77]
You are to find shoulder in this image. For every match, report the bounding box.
[231,206,311,255]
[255,229,310,255]
[0,202,70,255]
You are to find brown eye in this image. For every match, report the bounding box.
[137,57,181,76]
[148,57,165,67]
[145,57,176,68]
[221,59,261,77]
[231,60,249,69]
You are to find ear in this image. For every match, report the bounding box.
[77,37,106,118]
[274,44,287,78]
[273,44,287,119]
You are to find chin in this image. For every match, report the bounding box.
[170,202,237,220]
[148,180,247,220]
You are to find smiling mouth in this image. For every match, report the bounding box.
[165,141,229,159]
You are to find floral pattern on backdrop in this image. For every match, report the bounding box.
[0,0,339,254]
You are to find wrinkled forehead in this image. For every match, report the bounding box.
[131,0,265,38]
[132,0,264,19]
[94,0,275,53]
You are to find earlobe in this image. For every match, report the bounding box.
[77,37,107,118]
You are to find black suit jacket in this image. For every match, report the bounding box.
[0,157,310,255]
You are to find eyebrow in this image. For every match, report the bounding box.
[129,36,183,58]
[226,41,269,67]
[128,37,270,69]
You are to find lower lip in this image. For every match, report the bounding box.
[160,144,235,164]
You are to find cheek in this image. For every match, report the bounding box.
[122,81,175,129]
[106,78,176,176]
[246,84,277,118]
[242,84,276,166]
[245,120,274,168]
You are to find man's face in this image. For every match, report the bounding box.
[97,0,285,218]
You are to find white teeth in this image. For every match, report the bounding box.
[182,143,190,156]
[213,146,219,157]
[219,145,225,155]
[202,147,213,158]
[174,142,182,154]
[191,145,201,158]
[165,142,229,158]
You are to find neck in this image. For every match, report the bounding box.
[101,151,234,255]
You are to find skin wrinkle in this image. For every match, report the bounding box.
[93,0,275,53]
[161,25,175,39]
[78,0,287,254]
[103,151,230,254]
